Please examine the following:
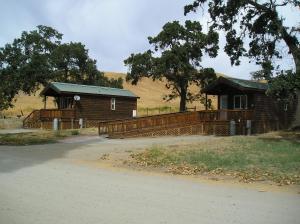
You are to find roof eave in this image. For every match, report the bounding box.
[40,83,62,96]
[56,90,139,99]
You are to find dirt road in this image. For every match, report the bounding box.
[0,135,299,224]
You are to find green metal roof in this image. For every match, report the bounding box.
[42,82,139,98]
[226,77,268,90]
[203,76,268,94]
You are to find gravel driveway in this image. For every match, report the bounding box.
[0,135,299,224]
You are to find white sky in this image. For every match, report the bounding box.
[0,0,298,79]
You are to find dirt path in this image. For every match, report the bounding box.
[0,135,300,224]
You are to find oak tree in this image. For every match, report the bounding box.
[185,0,300,127]
[0,26,122,111]
[124,20,219,111]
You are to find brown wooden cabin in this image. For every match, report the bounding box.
[203,76,295,133]
[98,76,296,138]
[23,82,139,129]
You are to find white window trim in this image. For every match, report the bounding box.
[233,95,248,109]
[111,98,116,110]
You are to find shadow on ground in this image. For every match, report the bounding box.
[0,136,103,173]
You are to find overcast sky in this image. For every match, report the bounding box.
[0,0,298,79]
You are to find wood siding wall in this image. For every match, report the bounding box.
[75,95,137,121]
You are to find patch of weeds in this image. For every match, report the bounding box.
[130,135,300,185]
[71,130,80,136]
[0,129,79,146]
[100,153,110,160]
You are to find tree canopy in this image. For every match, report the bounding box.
[0,25,122,110]
[124,20,219,111]
[185,0,300,126]
[185,0,299,73]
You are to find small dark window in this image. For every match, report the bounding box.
[59,97,73,109]
[234,95,247,109]
[111,98,116,110]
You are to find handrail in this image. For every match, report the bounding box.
[23,110,40,128]
[40,108,76,120]
[98,109,254,136]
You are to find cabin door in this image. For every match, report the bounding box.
[219,95,228,120]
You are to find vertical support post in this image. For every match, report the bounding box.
[44,96,47,109]
[205,94,208,110]
[71,119,74,129]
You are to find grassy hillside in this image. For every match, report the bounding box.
[3,72,217,117]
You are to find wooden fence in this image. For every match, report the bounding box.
[98,110,255,138]
[39,109,75,120]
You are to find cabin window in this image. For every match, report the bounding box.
[220,95,228,109]
[58,97,73,109]
[234,95,248,109]
[111,98,116,110]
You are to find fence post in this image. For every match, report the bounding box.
[213,124,216,135]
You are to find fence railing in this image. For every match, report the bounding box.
[39,109,76,120]
[98,109,254,135]
[23,110,41,128]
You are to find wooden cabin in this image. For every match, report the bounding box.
[98,76,296,138]
[203,76,295,132]
[23,82,139,129]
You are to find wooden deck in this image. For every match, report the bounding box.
[98,110,254,138]
[23,109,76,129]
[39,109,76,120]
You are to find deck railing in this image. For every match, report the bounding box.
[98,109,254,135]
[39,109,76,120]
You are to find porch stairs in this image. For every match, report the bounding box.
[98,111,232,138]
[23,110,41,129]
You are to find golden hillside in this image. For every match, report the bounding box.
[4,72,216,117]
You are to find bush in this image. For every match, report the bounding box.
[71,130,80,135]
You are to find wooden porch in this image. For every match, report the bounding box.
[98,109,254,138]
[39,109,76,120]
[23,109,76,129]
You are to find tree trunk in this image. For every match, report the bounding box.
[179,87,187,112]
[281,26,300,129]
[293,89,300,129]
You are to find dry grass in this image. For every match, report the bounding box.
[3,72,217,117]
[130,133,300,185]
[0,128,97,145]
[0,118,23,129]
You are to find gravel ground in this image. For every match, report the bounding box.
[0,135,299,224]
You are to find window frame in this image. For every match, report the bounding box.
[111,98,116,110]
[233,95,248,109]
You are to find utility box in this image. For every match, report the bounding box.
[246,120,252,135]
[53,118,59,131]
[79,118,83,129]
[230,120,236,136]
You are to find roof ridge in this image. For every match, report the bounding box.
[51,82,128,91]
[225,77,267,84]
[47,82,138,98]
